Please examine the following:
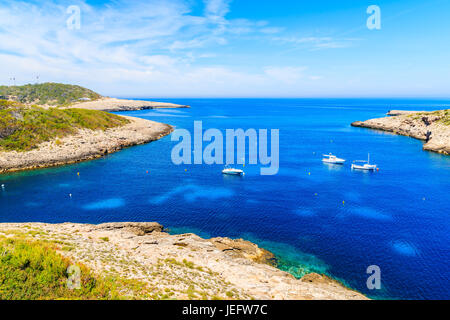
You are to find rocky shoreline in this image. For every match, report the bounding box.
[0,222,367,300]
[69,97,190,111]
[0,116,173,173]
[351,109,450,155]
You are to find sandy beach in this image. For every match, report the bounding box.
[0,222,368,300]
[0,116,173,173]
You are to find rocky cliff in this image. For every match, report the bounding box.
[352,109,450,155]
[0,222,367,300]
[70,97,190,111]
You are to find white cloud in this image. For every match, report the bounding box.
[264,67,307,84]
[0,0,324,97]
[272,36,358,51]
[204,0,232,19]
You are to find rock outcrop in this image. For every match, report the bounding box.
[352,110,450,155]
[210,237,277,266]
[93,222,164,236]
[0,116,173,173]
[0,222,368,300]
[69,98,190,111]
[386,110,425,116]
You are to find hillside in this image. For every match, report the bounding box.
[0,83,102,106]
[0,99,129,151]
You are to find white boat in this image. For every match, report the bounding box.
[222,167,245,175]
[322,153,346,164]
[351,154,377,171]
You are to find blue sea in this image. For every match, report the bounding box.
[1,99,449,299]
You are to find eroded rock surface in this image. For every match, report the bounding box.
[0,222,367,300]
[352,110,450,155]
[69,98,190,111]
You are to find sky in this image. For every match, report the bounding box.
[0,0,449,98]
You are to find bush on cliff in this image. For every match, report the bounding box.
[0,83,102,106]
[0,238,115,300]
[0,100,129,151]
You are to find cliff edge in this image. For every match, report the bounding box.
[0,222,367,300]
[351,109,450,155]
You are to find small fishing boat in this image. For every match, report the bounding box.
[351,153,377,171]
[322,153,346,164]
[222,167,245,175]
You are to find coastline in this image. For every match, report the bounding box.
[351,109,450,155]
[0,222,368,300]
[68,97,190,111]
[0,115,173,173]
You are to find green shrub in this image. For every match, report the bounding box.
[0,238,114,300]
[0,101,129,151]
[0,83,102,106]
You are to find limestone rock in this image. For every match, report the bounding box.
[210,237,277,266]
[0,116,173,173]
[93,222,164,236]
[352,110,450,155]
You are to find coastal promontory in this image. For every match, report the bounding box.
[0,222,368,300]
[0,82,189,110]
[351,109,450,155]
[0,99,173,173]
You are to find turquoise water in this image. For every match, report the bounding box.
[1,99,449,299]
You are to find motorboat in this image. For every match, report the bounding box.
[322,153,346,164]
[222,167,245,175]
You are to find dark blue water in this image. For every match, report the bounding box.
[1,99,449,299]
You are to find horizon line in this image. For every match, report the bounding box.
[116,96,450,101]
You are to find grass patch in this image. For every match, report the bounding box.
[0,100,129,151]
[409,109,450,125]
[0,238,154,300]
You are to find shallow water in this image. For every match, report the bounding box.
[1,98,449,299]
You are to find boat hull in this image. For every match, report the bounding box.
[322,159,345,164]
[351,164,377,171]
[222,170,244,175]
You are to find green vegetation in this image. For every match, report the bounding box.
[0,99,129,151]
[439,110,450,125]
[410,109,450,125]
[0,83,102,106]
[0,238,128,300]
